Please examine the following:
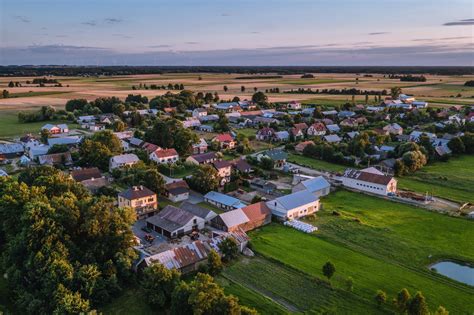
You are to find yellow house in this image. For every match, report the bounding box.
[118,186,158,219]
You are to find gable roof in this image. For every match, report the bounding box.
[213,160,232,170]
[111,153,140,164]
[300,176,330,193]
[153,148,179,158]
[146,205,195,232]
[293,123,308,130]
[263,149,288,161]
[180,202,216,219]
[190,152,217,163]
[71,167,102,182]
[204,191,246,209]
[233,159,252,172]
[217,209,249,228]
[214,133,234,142]
[38,152,72,165]
[241,202,271,222]
[342,169,394,185]
[273,190,318,210]
[119,186,155,199]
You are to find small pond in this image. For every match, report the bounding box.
[430,261,474,286]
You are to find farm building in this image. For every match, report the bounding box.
[164,180,190,202]
[338,168,397,196]
[292,176,331,198]
[211,209,249,232]
[266,190,320,221]
[204,191,246,211]
[180,202,217,223]
[146,205,205,239]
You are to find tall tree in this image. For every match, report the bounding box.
[187,164,219,194]
[141,263,181,308]
[322,261,336,280]
[408,292,430,315]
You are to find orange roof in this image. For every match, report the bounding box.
[214,133,234,142]
[241,202,271,222]
[154,148,178,158]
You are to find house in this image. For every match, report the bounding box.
[409,131,436,142]
[70,167,108,192]
[293,122,308,133]
[307,122,326,136]
[412,101,428,109]
[77,115,95,123]
[289,127,305,139]
[322,110,338,116]
[323,134,342,143]
[141,142,161,154]
[345,131,360,140]
[213,160,232,186]
[266,190,320,221]
[249,178,277,194]
[146,205,205,238]
[340,118,358,128]
[292,176,331,198]
[198,125,215,132]
[211,209,249,232]
[232,159,253,174]
[215,102,241,112]
[240,202,272,231]
[258,149,288,168]
[256,127,276,141]
[186,152,218,165]
[192,138,208,154]
[150,148,179,164]
[383,123,403,135]
[253,116,280,126]
[109,153,140,171]
[212,134,236,149]
[325,124,341,133]
[82,123,106,132]
[399,94,416,103]
[295,140,315,153]
[0,143,24,158]
[118,186,158,219]
[164,180,190,202]
[199,114,219,123]
[0,169,7,177]
[28,145,50,158]
[38,152,73,165]
[238,100,257,110]
[338,168,397,196]
[182,119,201,129]
[204,191,246,211]
[287,101,302,110]
[42,124,68,134]
[192,108,208,118]
[338,111,356,119]
[180,202,217,223]
[274,131,290,142]
[48,136,82,147]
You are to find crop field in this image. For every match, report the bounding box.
[397,155,474,204]
[1,73,473,139]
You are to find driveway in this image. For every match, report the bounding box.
[187,190,204,204]
[132,219,167,246]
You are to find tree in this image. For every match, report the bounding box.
[90,130,122,154]
[207,250,223,276]
[47,144,69,154]
[65,99,88,112]
[8,81,14,87]
[113,120,126,132]
[187,164,219,193]
[41,128,50,143]
[223,85,228,92]
[241,86,246,92]
[79,140,113,170]
[170,282,193,315]
[218,237,239,262]
[402,150,427,172]
[260,157,274,170]
[345,277,354,292]
[391,87,402,99]
[375,290,387,306]
[408,291,430,315]
[252,91,268,104]
[434,306,449,315]
[448,137,465,154]
[141,263,181,308]
[114,162,165,195]
[2,89,9,98]
[461,132,474,154]
[322,261,336,280]
[394,288,411,313]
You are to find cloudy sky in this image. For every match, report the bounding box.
[0,0,473,66]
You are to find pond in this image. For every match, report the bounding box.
[430,261,474,286]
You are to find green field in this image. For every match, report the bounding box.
[237,128,257,138]
[278,79,354,85]
[288,153,347,172]
[1,91,69,98]
[0,111,78,138]
[397,155,474,203]
[223,256,383,314]
[250,221,474,314]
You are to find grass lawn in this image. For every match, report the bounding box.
[158,163,196,179]
[249,223,474,314]
[236,128,257,138]
[288,153,347,172]
[397,155,474,204]
[223,256,385,314]
[217,276,289,315]
[0,111,78,138]
[100,286,156,315]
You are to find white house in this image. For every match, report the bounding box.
[287,101,301,110]
[149,148,179,164]
[292,176,331,198]
[383,123,403,135]
[192,108,208,118]
[307,122,326,136]
[266,190,320,221]
[338,168,397,196]
[42,124,68,134]
[109,153,140,171]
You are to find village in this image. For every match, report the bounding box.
[0,77,473,314]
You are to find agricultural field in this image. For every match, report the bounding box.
[1,72,473,139]
[397,155,474,204]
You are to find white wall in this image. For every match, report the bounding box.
[341,177,397,196]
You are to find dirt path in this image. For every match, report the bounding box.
[222,274,300,313]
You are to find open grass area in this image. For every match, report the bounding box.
[236,128,257,138]
[1,91,70,98]
[0,111,78,138]
[397,155,474,204]
[197,201,225,214]
[217,276,289,315]
[288,153,347,172]
[223,256,385,314]
[249,223,474,314]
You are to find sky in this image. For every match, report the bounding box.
[0,0,473,66]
